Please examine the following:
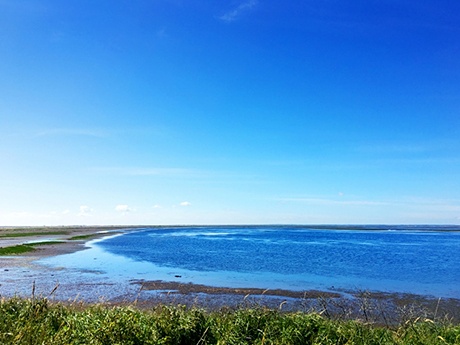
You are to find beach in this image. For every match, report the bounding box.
[0,226,128,268]
[1,226,459,323]
[0,226,135,301]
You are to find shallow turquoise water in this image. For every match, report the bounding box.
[39,226,460,298]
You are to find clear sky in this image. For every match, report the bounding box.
[1,0,459,226]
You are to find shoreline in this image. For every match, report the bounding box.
[1,226,459,322]
[0,225,138,257]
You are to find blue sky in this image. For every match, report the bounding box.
[1,0,459,225]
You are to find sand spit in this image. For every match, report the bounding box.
[0,226,133,265]
[0,225,140,255]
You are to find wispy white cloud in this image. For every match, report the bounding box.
[356,140,460,155]
[375,157,460,165]
[278,197,388,206]
[33,126,169,139]
[35,128,110,138]
[156,27,168,39]
[0,1,47,14]
[357,143,429,154]
[219,0,258,22]
[90,167,206,178]
[115,204,133,213]
[278,195,460,217]
[78,205,92,216]
[179,201,191,207]
[0,211,67,225]
[400,197,460,211]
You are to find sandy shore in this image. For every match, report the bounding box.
[1,226,459,323]
[0,226,131,265]
[0,226,139,299]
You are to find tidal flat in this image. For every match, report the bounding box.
[1,226,459,325]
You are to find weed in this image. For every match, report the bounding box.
[0,231,68,238]
[0,245,36,255]
[68,234,97,240]
[0,241,65,255]
[0,297,458,344]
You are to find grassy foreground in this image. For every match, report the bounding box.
[0,298,459,344]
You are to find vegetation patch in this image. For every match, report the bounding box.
[0,231,68,238]
[0,297,459,344]
[0,241,65,255]
[0,244,36,255]
[69,234,97,240]
[27,241,65,246]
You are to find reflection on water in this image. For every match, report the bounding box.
[33,226,460,299]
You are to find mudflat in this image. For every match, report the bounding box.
[1,226,459,324]
[0,226,132,259]
[0,227,125,289]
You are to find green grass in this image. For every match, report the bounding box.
[0,244,36,255]
[0,231,68,238]
[26,241,65,246]
[0,241,65,255]
[0,298,459,344]
[68,234,97,240]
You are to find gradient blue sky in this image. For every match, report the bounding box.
[1,0,459,225]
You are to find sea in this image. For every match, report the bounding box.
[37,225,460,299]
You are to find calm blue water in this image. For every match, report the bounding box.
[40,226,460,298]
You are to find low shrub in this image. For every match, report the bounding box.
[0,297,459,344]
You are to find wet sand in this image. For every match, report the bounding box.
[1,226,459,323]
[0,226,129,266]
[0,226,134,297]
